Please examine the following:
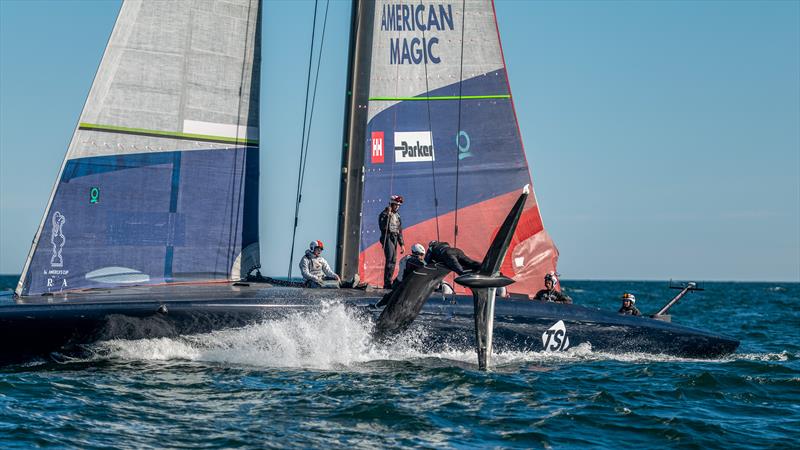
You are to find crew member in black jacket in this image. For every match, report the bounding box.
[378,195,405,289]
[533,272,572,303]
[618,293,641,315]
[425,241,481,275]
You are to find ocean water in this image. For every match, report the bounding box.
[0,276,797,448]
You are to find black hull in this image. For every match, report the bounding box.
[0,282,739,364]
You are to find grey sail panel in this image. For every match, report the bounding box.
[17,0,262,296]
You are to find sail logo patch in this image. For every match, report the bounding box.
[50,211,66,268]
[371,131,384,164]
[542,320,570,351]
[457,130,473,160]
[45,211,69,290]
[394,131,435,163]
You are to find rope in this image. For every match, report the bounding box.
[418,0,440,241]
[298,0,330,199]
[453,0,467,249]
[288,0,321,279]
[380,0,405,255]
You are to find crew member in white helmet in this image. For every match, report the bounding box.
[533,272,572,303]
[393,243,426,287]
[618,292,640,316]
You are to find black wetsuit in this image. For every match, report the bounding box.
[425,242,481,275]
[619,305,641,316]
[533,289,572,304]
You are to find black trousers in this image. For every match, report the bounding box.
[382,233,400,289]
[440,248,481,275]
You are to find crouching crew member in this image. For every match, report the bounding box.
[300,240,352,288]
[379,195,405,289]
[394,243,426,287]
[534,272,572,303]
[619,293,640,315]
[425,241,481,275]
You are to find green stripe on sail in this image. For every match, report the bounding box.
[78,122,259,145]
[368,94,511,102]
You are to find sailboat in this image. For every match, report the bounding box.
[0,0,738,365]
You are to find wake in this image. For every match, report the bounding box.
[86,302,793,370]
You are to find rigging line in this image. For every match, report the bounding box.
[418,0,440,241]
[382,0,404,253]
[288,0,320,279]
[453,0,467,250]
[229,0,255,278]
[298,0,330,194]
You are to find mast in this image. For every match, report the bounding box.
[335,0,374,280]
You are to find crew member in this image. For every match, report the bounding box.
[618,293,640,316]
[379,195,405,289]
[394,243,426,287]
[299,240,341,288]
[425,241,481,275]
[533,272,572,303]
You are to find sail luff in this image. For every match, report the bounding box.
[15,1,126,297]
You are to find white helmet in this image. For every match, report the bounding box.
[411,243,425,255]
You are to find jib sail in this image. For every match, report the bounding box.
[343,0,559,295]
[17,0,262,296]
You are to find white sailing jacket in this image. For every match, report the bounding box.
[299,250,337,282]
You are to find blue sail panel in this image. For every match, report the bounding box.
[20,148,257,295]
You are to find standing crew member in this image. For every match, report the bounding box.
[533,272,572,303]
[425,241,481,275]
[618,293,641,316]
[379,195,405,289]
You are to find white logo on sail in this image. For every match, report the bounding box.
[394,131,435,163]
[50,211,66,267]
[542,320,570,351]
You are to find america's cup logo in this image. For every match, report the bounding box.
[50,211,66,267]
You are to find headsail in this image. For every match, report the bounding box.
[17,0,262,296]
[343,0,558,295]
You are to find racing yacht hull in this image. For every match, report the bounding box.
[0,282,739,364]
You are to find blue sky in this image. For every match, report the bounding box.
[1,0,798,281]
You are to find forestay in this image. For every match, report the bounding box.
[17,0,262,296]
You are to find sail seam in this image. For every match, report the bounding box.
[77,123,259,145]
[369,95,510,101]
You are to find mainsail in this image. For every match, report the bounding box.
[340,0,558,295]
[17,0,262,296]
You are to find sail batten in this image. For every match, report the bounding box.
[17,0,262,297]
[77,122,260,146]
